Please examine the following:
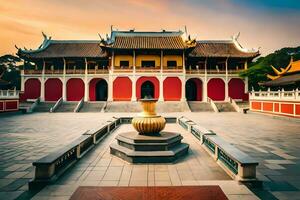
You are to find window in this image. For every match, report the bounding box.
[120,61,129,68]
[141,61,155,68]
[167,61,177,68]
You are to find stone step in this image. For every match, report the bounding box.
[105,102,142,113]
[236,101,249,108]
[116,132,183,151]
[187,102,214,112]
[110,142,189,163]
[215,102,236,112]
[156,102,190,113]
[79,102,106,112]
[55,102,77,112]
[19,102,33,108]
[33,102,55,112]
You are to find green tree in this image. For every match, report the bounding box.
[240,46,300,90]
[0,54,22,89]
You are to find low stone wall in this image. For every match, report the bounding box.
[179,116,259,182]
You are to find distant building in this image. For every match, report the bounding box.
[250,57,300,118]
[261,57,300,89]
[17,29,259,102]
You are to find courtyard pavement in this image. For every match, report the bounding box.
[0,111,299,200]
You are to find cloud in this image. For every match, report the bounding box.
[0,0,299,55]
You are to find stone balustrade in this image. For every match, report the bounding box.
[250,88,300,101]
[178,118,259,182]
[0,89,19,99]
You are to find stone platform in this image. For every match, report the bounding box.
[110,131,189,163]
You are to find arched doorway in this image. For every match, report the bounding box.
[95,79,108,101]
[185,78,202,101]
[141,81,154,99]
[24,78,41,99]
[66,78,85,101]
[207,78,225,101]
[163,77,182,101]
[45,78,62,101]
[228,78,245,100]
[136,77,159,100]
[113,77,132,101]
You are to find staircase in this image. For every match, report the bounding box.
[55,102,77,112]
[236,101,249,109]
[79,102,106,112]
[235,101,250,113]
[215,102,236,112]
[105,102,142,113]
[187,101,214,112]
[33,102,55,112]
[156,102,190,113]
[19,101,33,111]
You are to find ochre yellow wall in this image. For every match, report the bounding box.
[136,55,160,68]
[113,54,183,69]
[163,55,183,68]
[114,55,133,67]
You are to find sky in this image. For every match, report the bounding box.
[0,0,299,56]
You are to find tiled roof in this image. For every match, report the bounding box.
[110,31,186,49]
[261,73,300,86]
[18,41,107,59]
[189,41,259,58]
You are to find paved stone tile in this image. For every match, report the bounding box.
[1,112,299,199]
[5,171,29,179]
[0,191,23,200]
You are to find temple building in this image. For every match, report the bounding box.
[261,57,300,89]
[17,29,259,103]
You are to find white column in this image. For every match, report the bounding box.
[203,57,208,102]
[40,60,45,101]
[21,70,25,91]
[111,51,114,73]
[133,50,136,73]
[131,76,136,101]
[62,58,67,101]
[107,75,113,101]
[84,58,89,101]
[159,75,164,101]
[225,57,229,101]
[180,76,186,102]
[244,60,249,93]
[160,50,163,73]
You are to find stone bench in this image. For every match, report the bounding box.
[178,116,196,131]
[120,117,133,124]
[202,134,258,181]
[29,134,94,190]
[29,117,121,190]
[84,125,109,144]
[190,124,216,143]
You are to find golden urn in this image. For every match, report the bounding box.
[132,99,166,135]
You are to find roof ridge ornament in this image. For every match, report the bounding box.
[231,32,259,53]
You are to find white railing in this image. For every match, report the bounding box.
[249,88,300,101]
[207,97,219,112]
[50,97,63,113]
[0,89,19,99]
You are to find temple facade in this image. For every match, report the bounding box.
[17,29,259,102]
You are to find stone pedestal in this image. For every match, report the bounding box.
[110,131,189,163]
[110,98,189,163]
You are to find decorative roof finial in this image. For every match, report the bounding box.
[232,32,240,41]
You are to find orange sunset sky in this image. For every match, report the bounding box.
[0,0,299,56]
